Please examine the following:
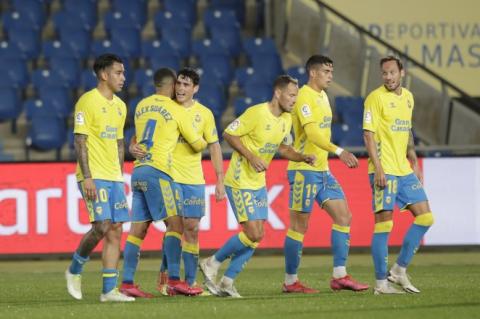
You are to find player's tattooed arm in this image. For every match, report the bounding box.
[117,138,125,174]
[407,130,423,183]
[74,133,92,179]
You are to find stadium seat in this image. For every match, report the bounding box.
[31,69,71,89]
[26,114,67,156]
[58,29,92,60]
[243,37,278,58]
[154,10,193,35]
[110,27,142,58]
[244,83,272,104]
[287,66,308,86]
[0,58,29,89]
[48,57,81,88]
[52,10,96,33]
[338,125,364,147]
[210,0,246,26]
[141,83,155,97]
[128,96,143,120]
[199,55,233,87]
[104,11,143,33]
[0,88,21,122]
[204,8,240,34]
[334,96,364,127]
[142,40,181,69]
[149,56,181,72]
[0,41,25,60]
[91,39,129,60]
[211,26,242,58]
[111,0,147,27]
[250,53,284,83]
[196,84,226,118]
[80,69,98,91]
[160,27,192,59]
[43,40,77,59]
[134,69,154,91]
[38,87,73,118]
[2,9,45,32]
[234,66,268,89]
[163,0,196,26]
[192,38,229,60]
[6,29,41,59]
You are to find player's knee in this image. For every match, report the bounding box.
[374,220,393,233]
[92,220,112,238]
[414,212,434,227]
[244,229,263,243]
[335,212,352,227]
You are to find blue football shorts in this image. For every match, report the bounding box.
[174,183,205,219]
[225,186,268,223]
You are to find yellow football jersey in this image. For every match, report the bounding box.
[134,94,202,176]
[287,85,332,172]
[224,103,292,190]
[73,88,126,182]
[363,85,414,176]
[171,101,219,184]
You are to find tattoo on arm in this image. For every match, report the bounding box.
[407,131,418,164]
[117,139,125,174]
[74,134,91,178]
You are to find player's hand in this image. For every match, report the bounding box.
[339,150,358,168]
[374,167,386,189]
[248,155,268,172]
[215,181,226,202]
[303,154,316,166]
[412,164,423,184]
[129,143,147,160]
[83,178,97,201]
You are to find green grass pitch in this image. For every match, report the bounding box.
[1,252,479,319]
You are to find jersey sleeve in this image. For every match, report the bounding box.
[202,109,219,144]
[295,94,316,127]
[363,92,381,132]
[224,107,258,137]
[177,108,202,145]
[73,95,93,136]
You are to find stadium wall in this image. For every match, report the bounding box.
[0,158,479,255]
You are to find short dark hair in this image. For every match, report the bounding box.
[93,53,123,77]
[273,75,298,90]
[380,56,403,71]
[177,67,200,86]
[153,68,177,87]
[305,55,333,73]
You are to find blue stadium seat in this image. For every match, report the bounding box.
[91,39,129,59]
[0,40,25,60]
[154,10,193,35]
[80,69,97,90]
[338,125,364,147]
[196,84,226,118]
[111,0,147,27]
[6,29,41,59]
[31,69,71,89]
[26,115,67,153]
[52,10,96,33]
[160,26,192,59]
[287,66,308,86]
[163,0,196,26]
[134,69,154,91]
[110,27,142,58]
[244,83,272,103]
[149,55,181,72]
[123,126,136,149]
[243,37,278,58]
[210,0,246,25]
[38,87,73,118]
[141,83,155,97]
[211,26,242,58]
[204,8,239,34]
[43,40,77,59]
[334,96,364,127]
[199,54,233,87]
[250,53,284,83]
[2,10,45,32]
[128,96,143,120]
[0,88,21,122]
[48,57,81,88]
[142,39,178,60]
[192,38,229,60]
[330,123,345,145]
[58,29,92,60]
[11,0,46,27]
[0,58,29,89]
[104,11,143,33]
[233,96,253,116]
[63,0,97,28]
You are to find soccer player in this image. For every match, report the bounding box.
[65,53,134,302]
[363,56,434,294]
[156,68,226,294]
[200,75,315,298]
[282,55,369,294]
[120,68,207,297]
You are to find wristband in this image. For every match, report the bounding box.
[334,147,344,156]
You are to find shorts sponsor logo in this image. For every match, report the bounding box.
[114,200,128,209]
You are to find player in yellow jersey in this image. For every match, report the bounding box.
[200,75,315,298]
[282,55,369,294]
[120,68,207,297]
[65,54,134,302]
[363,56,434,295]
[155,68,226,295]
